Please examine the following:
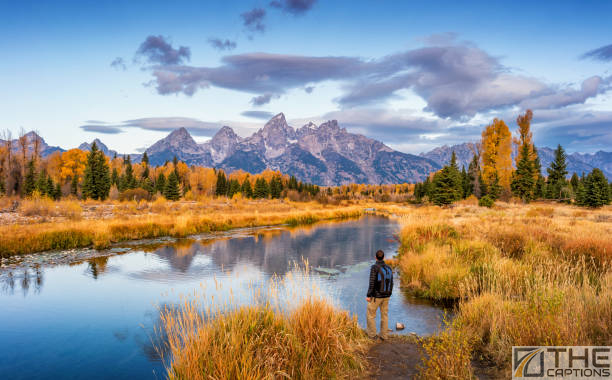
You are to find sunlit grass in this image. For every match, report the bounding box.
[157,265,367,380]
[0,199,365,257]
[391,202,612,378]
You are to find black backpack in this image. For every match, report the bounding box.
[376,263,393,296]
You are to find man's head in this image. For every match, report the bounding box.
[375,250,384,260]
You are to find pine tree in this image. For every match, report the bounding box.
[288,176,298,190]
[71,174,79,196]
[24,160,37,196]
[142,177,155,195]
[82,142,111,200]
[269,176,282,199]
[155,172,166,194]
[111,168,119,186]
[467,154,481,198]
[142,152,149,166]
[511,142,536,202]
[581,168,610,208]
[575,180,587,206]
[546,144,568,200]
[54,182,62,200]
[461,166,471,198]
[164,171,181,201]
[215,171,228,196]
[46,176,54,197]
[430,152,462,206]
[227,179,241,198]
[241,178,253,198]
[123,155,135,190]
[35,169,48,196]
[253,177,269,198]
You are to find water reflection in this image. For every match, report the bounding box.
[0,266,44,296]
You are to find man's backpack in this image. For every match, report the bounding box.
[376,263,393,296]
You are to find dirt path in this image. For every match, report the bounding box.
[359,336,421,379]
[359,335,503,379]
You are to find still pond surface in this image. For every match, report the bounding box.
[0,216,447,379]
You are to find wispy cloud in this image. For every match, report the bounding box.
[135,35,191,65]
[241,110,275,119]
[581,43,612,61]
[250,93,274,106]
[80,124,123,134]
[269,0,317,16]
[208,38,237,51]
[241,8,266,33]
[110,57,127,70]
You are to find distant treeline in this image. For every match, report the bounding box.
[413,110,612,208]
[0,130,320,202]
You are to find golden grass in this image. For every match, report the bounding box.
[0,200,365,257]
[390,202,612,378]
[158,267,367,380]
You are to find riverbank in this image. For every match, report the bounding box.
[0,198,370,257]
[394,202,612,378]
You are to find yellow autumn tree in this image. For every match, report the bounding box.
[59,149,88,183]
[481,118,513,191]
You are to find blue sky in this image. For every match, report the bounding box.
[1,0,611,154]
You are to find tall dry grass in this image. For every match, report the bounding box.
[392,203,612,378]
[158,266,367,380]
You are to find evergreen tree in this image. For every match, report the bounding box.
[71,174,79,196]
[54,182,62,200]
[511,142,536,202]
[288,175,298,190]
[142,177,155,195]
[461,166,471,198]
[155,172,166,194]
[215,171,228,196]
[164,171,181,201]
[269,176,282,199]
[227,179,241,198]
[35,169,48,196]
[241,178,253,198]
[488,173,502,200]
[142,152,149,166]
[534,175,546,199]
[546,144,568,200]
[122,155,135,190]
[46,176,54,197]
[430,152,462,206]
[111,168,119,186]
[581,168,610,208]
[570,173,580,194]
[467,154,481,198]
[82,142,111,200]
[23,160,37,196]
[575,180,587,206]
[253,177,269,198]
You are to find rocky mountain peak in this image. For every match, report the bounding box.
[207,126,241,163]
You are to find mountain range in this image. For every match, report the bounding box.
[4,113,611,184]
[144,113,439,185]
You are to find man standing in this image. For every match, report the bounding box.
[366,249,393,340]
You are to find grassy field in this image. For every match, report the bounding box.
[0,197,366,257]
[390,201,612,378]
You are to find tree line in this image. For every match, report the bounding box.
[0,135,321,202]
[414,110,612,208]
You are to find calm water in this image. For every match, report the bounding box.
[0,216,447,379]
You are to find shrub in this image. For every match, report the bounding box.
[119,188,150,202]
[478,195,494,208]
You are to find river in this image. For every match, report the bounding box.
[0,216,447,379]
